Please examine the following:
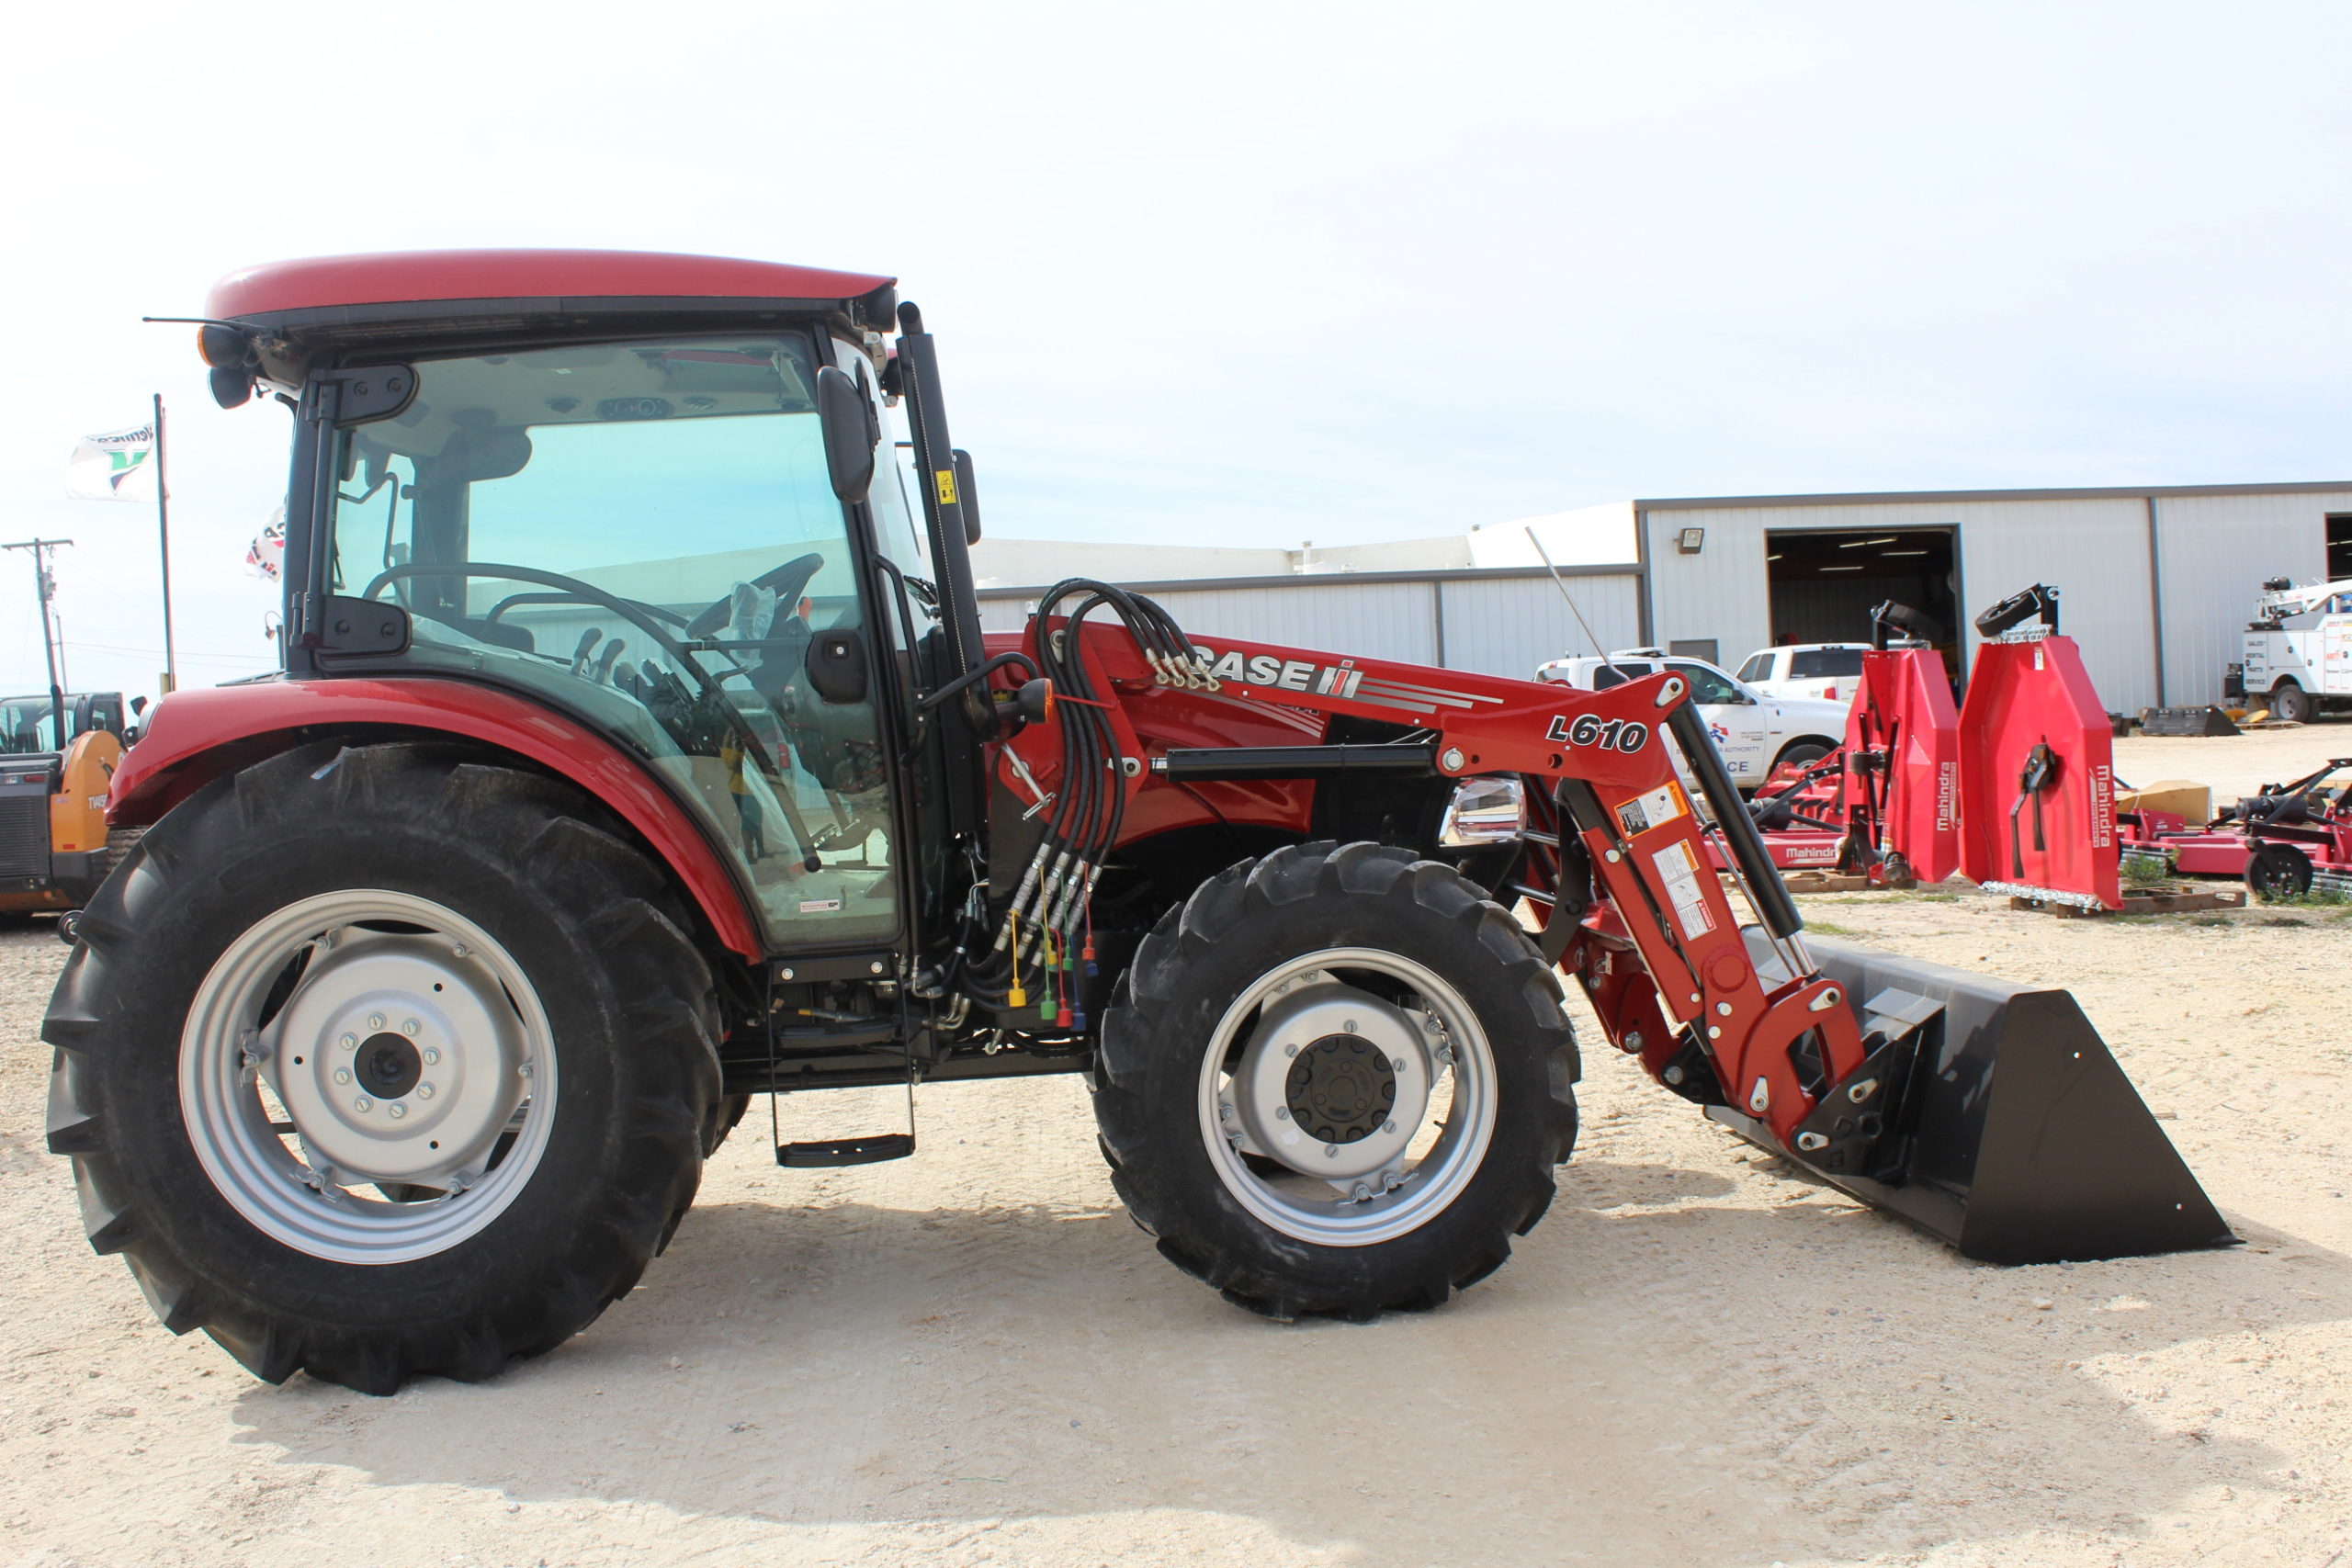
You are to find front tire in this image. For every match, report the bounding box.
[1091,841,1578,1318]
[43,742,722,1393]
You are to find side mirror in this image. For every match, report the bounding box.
[805,626,870,705]
[815,366,876,505]
[952,448,980,544]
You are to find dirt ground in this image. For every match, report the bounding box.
[3,723,2348,1568]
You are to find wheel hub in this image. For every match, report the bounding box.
[358,1034,422,1099]
[260,931,531,1189]
[1224,973,1430,1181]
[1285,1035,1396,1145]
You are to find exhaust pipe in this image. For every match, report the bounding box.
[1722,931,2235,1264]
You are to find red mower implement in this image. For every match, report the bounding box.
[1737,600,1961,886]
[44,252,2233,1393]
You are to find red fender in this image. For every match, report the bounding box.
[109,677,764,957]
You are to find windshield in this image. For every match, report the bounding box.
[330,333,899,951]
[0,695,118,753]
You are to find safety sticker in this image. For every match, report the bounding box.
[1615,782,1688,838]
[934,468,959,506]
[1649,838,1716,941]
[798,898,843,914]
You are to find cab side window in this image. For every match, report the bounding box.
[1736,652,1775,683]
[1668,661,1748,705]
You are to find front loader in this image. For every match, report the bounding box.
[45,251,2231,1393]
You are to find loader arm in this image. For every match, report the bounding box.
[998,625,1873,1148]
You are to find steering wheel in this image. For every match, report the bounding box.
[683,552,827,640]
[357,560,775,769]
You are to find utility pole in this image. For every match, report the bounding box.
[153,393,177,694]
[4,537,74,747]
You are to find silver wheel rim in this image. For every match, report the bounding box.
[1196,947,1497,1247]
[178,889,559,1265]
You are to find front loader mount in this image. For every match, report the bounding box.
[1009,620,2236,1269]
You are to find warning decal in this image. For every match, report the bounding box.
[1649,837,1717,941]
[1615,782,1689,838]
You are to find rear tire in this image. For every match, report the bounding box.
[1090,841,1578,1319]
[2247,842,2313,902]
[2269,684,2313,724]
[1773,739,1835,773]
[43,741,722,1393]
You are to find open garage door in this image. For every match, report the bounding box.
[1765,526,1962,676]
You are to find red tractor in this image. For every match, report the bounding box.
[46,252,2231,1393]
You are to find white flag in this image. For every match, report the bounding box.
[245,505,287,581]
[65,423,165,502]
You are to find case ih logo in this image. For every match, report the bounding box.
[1196,649,1502,716]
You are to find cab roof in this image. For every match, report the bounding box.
[208,249,896,323]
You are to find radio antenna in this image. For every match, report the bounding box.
[1526,526,1630,682]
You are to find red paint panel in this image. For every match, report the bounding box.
[1957,636,2122,909]
[111,678,763,957]
[209,250,893,320]
[1843,647,1962,884]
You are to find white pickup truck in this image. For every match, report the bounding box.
[2239,577,2352,723]
[1534,648,1848,786]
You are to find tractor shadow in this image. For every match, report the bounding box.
[228,1155,2348,1567]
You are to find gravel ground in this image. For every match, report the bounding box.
[2,722,2347,1568]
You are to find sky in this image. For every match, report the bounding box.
[6,0,2352,703]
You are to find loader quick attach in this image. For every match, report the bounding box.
[43,250,2233,1395]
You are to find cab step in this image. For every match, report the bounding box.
[776,1133,916,1168]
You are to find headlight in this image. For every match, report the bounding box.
[1439,776,1525,847]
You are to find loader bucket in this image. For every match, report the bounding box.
[1723,931,2236,1264]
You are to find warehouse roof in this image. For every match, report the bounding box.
[1636,480,2352,511]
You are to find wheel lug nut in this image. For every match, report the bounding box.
[389,1103,407,1120]
[452,942,469,958]
[1284,1043,1298,1057]
[518,1061,534,1078]
[340,1033,356,1051]
[354,1096,373,1113]
[1343,1020,1358,1033]
[367,1013,385,1032]
[423,1047,440,1066]
[334,1068,351,1085]
[1275,1107,1290,1120]
[402,1019,421,1037]
[1383,1119,1397,1134]
[1393,1057,1408,1072]
[417,1082,435,1100]
[1324,1145,1340,1158]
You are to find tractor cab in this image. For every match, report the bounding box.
[187,251,983,966]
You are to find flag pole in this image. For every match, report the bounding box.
[153,392,177,694]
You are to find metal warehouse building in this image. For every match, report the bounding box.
[974,482,2352,711]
